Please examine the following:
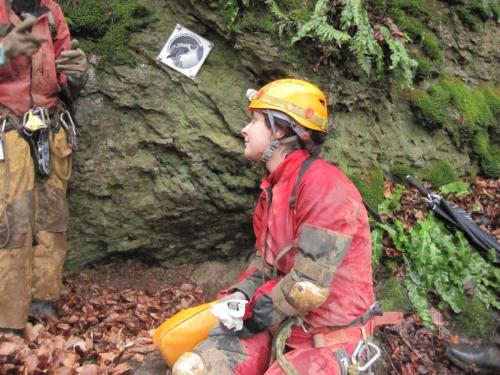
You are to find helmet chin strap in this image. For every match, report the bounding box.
[261,110,298,164]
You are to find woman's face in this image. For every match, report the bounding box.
[241,111,273,162]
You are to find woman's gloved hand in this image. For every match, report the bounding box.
[237,280,286,338]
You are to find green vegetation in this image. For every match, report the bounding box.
[439,181,470,198]
[454,0,500,31]
[60,0,149,64]
[378,277,412,313]
[473,130,500,178]
[218,0,418,86]
[368,0,444,62]
[374,201,500,328]
[390,163,412,184]
[350,167,385,212]
[419,160,458,188]
[410,76,500,178]
[453,295,498,339]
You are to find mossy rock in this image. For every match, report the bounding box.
[452,295,498,340]
[473,130,500,178]
[441,76,494,129]
[419,160,458,187]
[409,89,448,129]
[61,0,150,65]
[481,150,500,179]
[390,163,413,184]
[414,54,434,80]
[377,277,411,313]
[455,0,500,31]
[350,168,385,212]
[421,32,443,61]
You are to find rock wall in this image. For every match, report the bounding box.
[65,0,499,269]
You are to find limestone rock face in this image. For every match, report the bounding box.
[66,0,498,269]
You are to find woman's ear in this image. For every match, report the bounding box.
[275,127,286,140]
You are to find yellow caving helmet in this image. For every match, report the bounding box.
[247,78,328,133]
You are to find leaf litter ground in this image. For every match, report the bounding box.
[0,177,498,374]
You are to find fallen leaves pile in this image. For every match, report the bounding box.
[0,267,206,374]
[377,315,463,375]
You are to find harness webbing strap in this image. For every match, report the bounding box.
[47,11,57,40]
[289,156,318,209]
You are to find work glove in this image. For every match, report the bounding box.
[238,280,286,338]
[55,39,88,79]
[211,291,248,331]
[2,16,47,63]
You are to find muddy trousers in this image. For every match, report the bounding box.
[192,327,348,375]
[0,128,71,329]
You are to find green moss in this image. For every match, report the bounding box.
[473,130,500,178]
[393,0,429,17]
[442,77,494,129]
[481,150,500,178]
[410,89,448,129]
[391,10,425,40]
[453,295,497,339]
[421,32,443,61]
[473,129,490,156]
[419,160,458,187]
[61,0,149,64]
[390,163,413,183]
[414,54,433,80]
[479,85,500,117]
[350,168,385,212]
[237,9,275,33]
[378,277,411,313]
[411,77,497,139]
[456,0,499,31]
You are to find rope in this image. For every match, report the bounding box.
[272,316,302,375]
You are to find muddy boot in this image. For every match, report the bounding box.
[446,343,500,374]
[30,300,56,320]
[0,328,23,337]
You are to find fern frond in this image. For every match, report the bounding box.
[380,26,418,86]
[314,20,351,44]
[292,19,318,44]
[265,0,291,21]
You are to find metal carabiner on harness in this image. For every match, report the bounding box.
[0,118,6,161]
[59,110,77,150]
[37,128,50,177]
[351,340,382,374]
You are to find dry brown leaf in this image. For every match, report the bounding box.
[0,341,19,356]
[111,362,132,375]
[76,363,99,375]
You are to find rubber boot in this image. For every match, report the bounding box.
[446,343,500,374]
